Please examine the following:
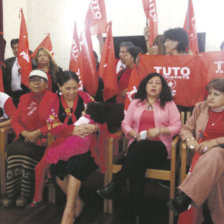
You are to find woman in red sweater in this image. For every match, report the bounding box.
[2,69,56,208]
[168,78,224,224]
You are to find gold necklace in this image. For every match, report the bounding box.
[209,114,223,126]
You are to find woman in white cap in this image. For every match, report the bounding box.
[2,69,57,208]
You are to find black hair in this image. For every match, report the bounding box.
[86,102,124,133]
[127,46,143,62]
[135,73,173,107]
[0,107,3,117]
[164,28,189,53]
[10,39,19,47]
[120,41,135,49]
[57,70,79,87]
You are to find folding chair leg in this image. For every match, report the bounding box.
[48,183,56,203]
[169,209,174,224]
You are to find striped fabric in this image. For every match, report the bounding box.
[6,155,38,198]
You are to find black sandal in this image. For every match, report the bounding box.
[25,200,45,210]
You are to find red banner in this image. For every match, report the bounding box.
[17,9,32,87]
[31,34,53,58]
[199,51,224,83]
[85,0,107,35]
[69,23,80,74]
[142,0,158,47]
[183,0,199,54]
[79,25,98,96]
[98,22,118,101]
[125,54,207,110]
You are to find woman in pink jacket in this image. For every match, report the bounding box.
[97,73,181,223]
[168,78,224,224]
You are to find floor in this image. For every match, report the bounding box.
[0,170,173,224]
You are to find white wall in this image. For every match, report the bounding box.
[3,0,224,69]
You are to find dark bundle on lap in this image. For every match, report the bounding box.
[0,107,4,121]
[86,102,124,133]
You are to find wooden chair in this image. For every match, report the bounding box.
[103,107,194,224]
[103,130,124,213]
[178,107,194,183]
[0,125,13,195]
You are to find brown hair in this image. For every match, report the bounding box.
[35,48,59,73]
[206,78,224,93]
[149,35,166,55]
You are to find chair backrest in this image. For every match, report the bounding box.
[177,105,194,125]
[177,106,195,183]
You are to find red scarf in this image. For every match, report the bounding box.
[60,95,78,124]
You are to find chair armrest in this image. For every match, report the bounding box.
[180,141,188,182]
[171,136,179,149]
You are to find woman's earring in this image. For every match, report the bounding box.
[59,91,62,95]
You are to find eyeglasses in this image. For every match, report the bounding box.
[29,77,46,83]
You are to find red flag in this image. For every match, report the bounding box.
[0,0,5,92]
[124,66,141,111]
[31,34,54,58]
[183,0,199,54]
[85,0,107,35]
[98,22,118,101]
[142,0,158,47]
[199,51,224,83]
[69,23,80,74]
[17,9,32,87]
[125,54,206,110]
[79,24,98,96]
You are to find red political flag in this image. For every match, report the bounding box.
[124,66,141,111]
[98,22,118,101]
[0,0,5,91]
[184,0,199,54]
[69,23,80,74]
[17,8,32,87]
[199,51,224,84]
[79,24,98,96]
[125,54,206,110]
[142,0,158,47]
[31,34,54,58]
[85,0,107,35]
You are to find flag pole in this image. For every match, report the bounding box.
[187,0,190,50]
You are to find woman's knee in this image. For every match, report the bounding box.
[204,147,224,165]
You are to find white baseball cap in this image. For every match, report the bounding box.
[29,69,48,81]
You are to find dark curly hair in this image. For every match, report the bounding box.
[164,28,189,53]
[135,73,173,107]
